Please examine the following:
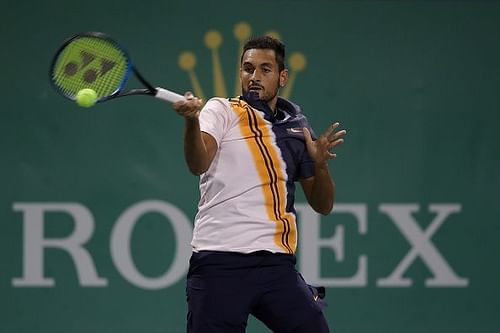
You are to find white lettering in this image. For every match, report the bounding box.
[11,201,469,289]
[297,203,368,287]
[12,203,107,287]
[377,204,468,287]
[110,200,192,289]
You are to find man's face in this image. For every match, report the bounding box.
[240,49,287,105]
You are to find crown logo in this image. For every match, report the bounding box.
[178,22,307,101]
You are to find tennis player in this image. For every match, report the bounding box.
[173,35,346,333]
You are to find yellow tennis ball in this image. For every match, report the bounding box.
[76,88,98,108]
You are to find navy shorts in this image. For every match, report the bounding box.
[186,250,330,333]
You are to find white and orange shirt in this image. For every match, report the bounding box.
[192,95,316,254]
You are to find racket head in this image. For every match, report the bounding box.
[50,32,132,102]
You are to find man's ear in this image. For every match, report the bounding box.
[279,69,289,87]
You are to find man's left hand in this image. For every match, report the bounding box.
[303,122,347,167]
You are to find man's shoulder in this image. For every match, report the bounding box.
[201,97,232,114]
[206,97,231,106]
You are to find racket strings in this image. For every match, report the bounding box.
[52,36,129,99]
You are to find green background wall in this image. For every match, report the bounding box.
[2,0,499,332]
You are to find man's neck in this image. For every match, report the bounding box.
[267,97,278,112]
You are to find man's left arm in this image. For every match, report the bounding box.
[300,122,346,215]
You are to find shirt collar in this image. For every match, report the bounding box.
[240,91,301,122]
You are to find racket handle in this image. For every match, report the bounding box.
[155,88,185,103]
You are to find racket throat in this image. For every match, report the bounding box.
[133,68,157,93]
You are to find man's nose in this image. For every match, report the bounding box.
[250,69,261,81]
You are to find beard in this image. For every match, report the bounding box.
[241,82,280,103]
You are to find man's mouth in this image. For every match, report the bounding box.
[248,85,263,91]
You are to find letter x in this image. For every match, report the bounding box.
[377,204,469,287]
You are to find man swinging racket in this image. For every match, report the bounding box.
[173,35,346,333]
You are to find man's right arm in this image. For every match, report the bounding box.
[173,92,218,176]
[183,118,218,175]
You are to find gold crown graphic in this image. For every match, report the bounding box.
[178,22,307,100]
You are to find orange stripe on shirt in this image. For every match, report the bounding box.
[230,99,297,253]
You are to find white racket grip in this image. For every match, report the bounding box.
[155,87,185,103]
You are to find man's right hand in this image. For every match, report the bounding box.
[173,91,204,120]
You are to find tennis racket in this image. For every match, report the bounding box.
[49,31,185,104]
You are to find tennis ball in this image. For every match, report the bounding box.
[76,88,98,108]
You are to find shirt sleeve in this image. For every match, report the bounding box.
[298,146,316,179]
[295,115,317,179]
[198,98,232,146]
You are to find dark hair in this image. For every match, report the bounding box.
[241,36,286,71]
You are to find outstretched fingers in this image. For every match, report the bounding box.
[325,122,347,158]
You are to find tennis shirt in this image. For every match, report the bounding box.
[192,93,316,254]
